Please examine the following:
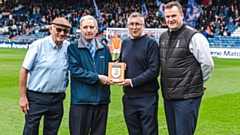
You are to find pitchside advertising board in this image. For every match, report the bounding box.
[210,48,240,59]
[1,27,240,59]
[0,42,29,49]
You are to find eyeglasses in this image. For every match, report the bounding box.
[53,26,70,34]
[128,22,143,27]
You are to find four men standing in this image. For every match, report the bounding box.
[19,1,214,134]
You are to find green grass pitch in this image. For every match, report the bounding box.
[0,48,239,135]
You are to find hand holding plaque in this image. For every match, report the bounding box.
[108,62,125,82]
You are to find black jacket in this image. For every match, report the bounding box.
[159,24,204,100]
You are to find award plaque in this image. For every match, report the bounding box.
[108,62,125,82]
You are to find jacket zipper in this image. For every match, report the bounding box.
[92,52,97,103]
[165,36,171,63]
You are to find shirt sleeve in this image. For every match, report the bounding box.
[130,79,133,87]
[22,43,38,70]
[189,33,214,83]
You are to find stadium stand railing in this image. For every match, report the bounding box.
[231,28,240,37]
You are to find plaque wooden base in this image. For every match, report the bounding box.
[108,62,125,82]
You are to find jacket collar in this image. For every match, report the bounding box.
[167,23,186,36]
[78,37,104,51]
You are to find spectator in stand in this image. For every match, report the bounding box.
[25,27,30,36]
[228,16,234,24]
[0,0,238,41]
[41,15,47,24]
[235,15,240,27]
[222,27,231,36]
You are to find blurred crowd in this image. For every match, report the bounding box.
[0,0,239,41]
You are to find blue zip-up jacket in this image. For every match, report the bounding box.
[67,37,112,105]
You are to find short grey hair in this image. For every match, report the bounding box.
[127,12,145,25]
[80,15,98,26]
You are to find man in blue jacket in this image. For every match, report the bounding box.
[68,15,114,135]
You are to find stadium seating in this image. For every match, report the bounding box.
[0,35,10,42]
[208,36,240,48]
[0,0,239,48]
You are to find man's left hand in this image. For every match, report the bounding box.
[118,79,131,87]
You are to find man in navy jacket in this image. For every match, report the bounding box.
[68,15,114,135]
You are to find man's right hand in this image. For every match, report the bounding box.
[19,97,29,114]
[98,75,114,85]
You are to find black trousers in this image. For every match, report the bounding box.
[122,94,159,135]
[23,90,65,135]
[69,104,109,135]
